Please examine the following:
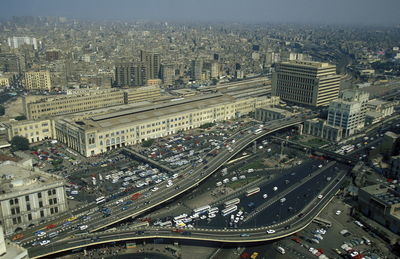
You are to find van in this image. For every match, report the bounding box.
[48,232,58,239]
[276,246,285,254]
[362,236,372,245]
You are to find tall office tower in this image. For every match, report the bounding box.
[327,89,370,136]
[7,36,38,50]
[211,62,220,79]
[114,62,146,87]
[24,71,52,90]
[140,50,160,79]
[272,60,341,107]
[191,59,203,81]
[160,64,175,86]
[0,53,24,73]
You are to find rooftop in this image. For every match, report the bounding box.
[0,160,64,197]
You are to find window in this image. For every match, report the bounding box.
[28,214,32,221]
[39,201,43,208]
[40,210,44,218]
[48,190,52,196]
[27,204,31,211]
[49,199,53,205]
[52,189,56,195]
[38,192,42,199]
[25,195,30,202]
[53,198,57,204]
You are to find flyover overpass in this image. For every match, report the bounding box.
[18,116,312,247]
[28,167,346,259]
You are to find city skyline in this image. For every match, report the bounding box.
[1,0,400,26]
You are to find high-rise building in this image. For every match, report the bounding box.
[272,60,341,107]
[0,54,24,73]
[160,64,175,86]
[327,89,370,136]
[140,50,160,79]
[24,71,52,90]
[191,59,203,81]
[45,50,60,62]
[7,36,38,50]
[211,62,220,79]
[114,62,146,87]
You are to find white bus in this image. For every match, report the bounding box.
[159,221,172,227]
[221,205,238,216]
[253,128,262,135]
[224,198,240,208]
[245,187,260,197]
[194,205,211,214]
[96,196,106,204]
[173,213,188,222]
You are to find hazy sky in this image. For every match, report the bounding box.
[2,0,400,25]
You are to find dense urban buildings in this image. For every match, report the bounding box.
[23,71,52,90]
[272,61,341,107]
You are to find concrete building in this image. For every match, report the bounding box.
[303,118,343,142]
[390,155,400,179]
[114,62,146,87]
[140,50,160,80]
[7,36,38,50]
[255,107,294,122]
[45,50,60,62]
[380,131,399,157]
[327,90,370,137]
[22,90,125,120]
[272,60,341,107]
[210,62,220,79]
[0,225,28,259]
[123,86,161,104]
[0,77,10,88]
[23,71,51,91]
[358,184,400,235]
[366,99,395,117]
[5,119,54,143]
[160,64,175,86]
[191,59,203,81]
[0,54,23,74]
[0,159,68,235]
[55,93,280,157]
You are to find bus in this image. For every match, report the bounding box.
[96,196,106,204]
[246,187,260,197]
[174,214,188,222]
[221,205,238,216]
[253,128,262,135]
[313,217,332,228]
[224,198,240,208]
[131,222,150,228]
[159,221,173,227]
[194,205,211,214]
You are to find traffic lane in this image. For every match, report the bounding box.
[243,166,342,227]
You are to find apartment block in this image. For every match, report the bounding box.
[24,71,52,90]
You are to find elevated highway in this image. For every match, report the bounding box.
[28,165,347,258]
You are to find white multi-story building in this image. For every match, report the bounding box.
[7,37,38,50]
[327,89,369,136]
[0,160,68,235]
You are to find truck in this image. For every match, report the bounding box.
[131,193,141,200]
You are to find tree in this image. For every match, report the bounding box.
[15,115,27,121]
[0,105,4,116]
[141,139,155,148]
[10,136,29,151]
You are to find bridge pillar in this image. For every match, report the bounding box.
[253,141,257,153]
[296,124,303,135]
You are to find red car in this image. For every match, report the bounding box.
[46,224,56,229]
[171,229,183,233]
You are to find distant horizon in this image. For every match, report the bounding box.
[1,0,399,26]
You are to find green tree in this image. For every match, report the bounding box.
[15,115,27,121]
[141,139,155,148]
[0,105,5,116]
[10,136,29,151]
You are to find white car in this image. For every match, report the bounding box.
[317,194,323,199]
[266,229,276,234]
[115,199,123,205]
[35,231,46,237]
[40,240,50,246]
[335,210,342,215]
[152,187,159,192]
[79,225,88,230]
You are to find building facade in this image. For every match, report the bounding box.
[24,71,52,90]
[114,62,146,87]
[55,94,280,157]
[327,90,370,137]
[5,119,55,143]
[160,64,175,86]
[140,50,160,80]
[255,107,294,122]
[0,160,68,235]
[272,60,341,106]
[7,36,38,50]
[191,59,203,81]
[0,54,24,73]
[303,118,343,142]
[22,90,126,120]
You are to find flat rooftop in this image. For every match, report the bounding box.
[64,93,236,131]
[0,160,64,196]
